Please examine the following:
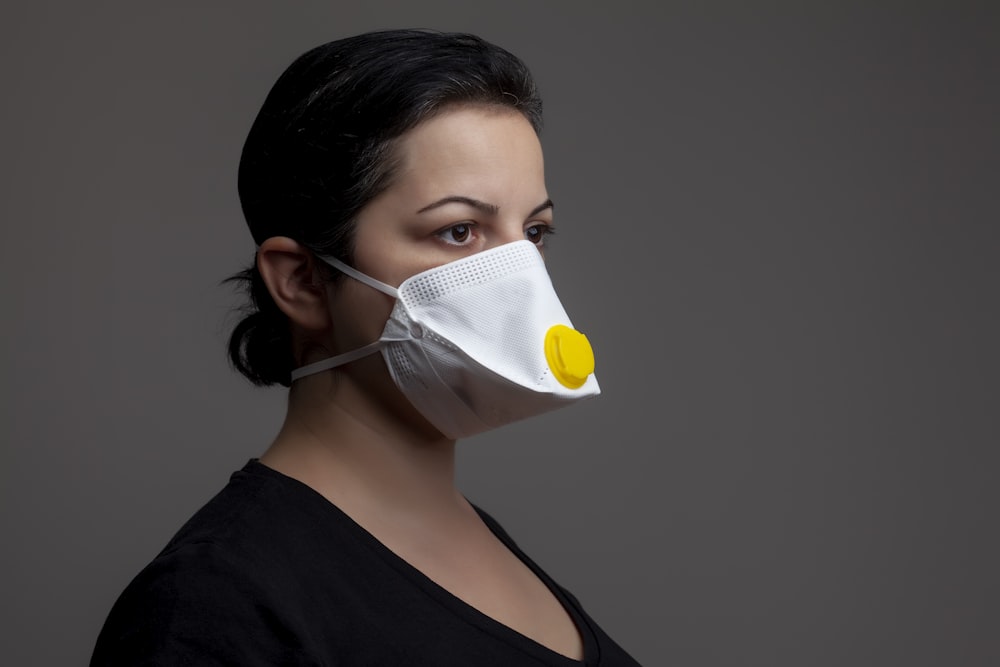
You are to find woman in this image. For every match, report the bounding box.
[92,29,640,666]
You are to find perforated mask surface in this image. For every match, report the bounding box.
[400,240,539,308]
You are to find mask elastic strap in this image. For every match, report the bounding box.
[290,341,385,382]
[317,254,399,298]
[289,254,403,383]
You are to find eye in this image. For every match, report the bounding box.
[525,223,555,246]
[437,223,475,246]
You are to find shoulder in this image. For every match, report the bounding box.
[91,541,320,666]
[90,462,338,666]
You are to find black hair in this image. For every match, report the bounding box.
[225,29,543,387]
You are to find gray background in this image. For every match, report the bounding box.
[2,2,998,665]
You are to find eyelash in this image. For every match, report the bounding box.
[525,223,556,246]
[437,222,556,247]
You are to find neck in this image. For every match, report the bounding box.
[260,362,464,519]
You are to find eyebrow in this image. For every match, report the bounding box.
[416,196,554,218]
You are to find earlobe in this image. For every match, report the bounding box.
[256,236,331,331]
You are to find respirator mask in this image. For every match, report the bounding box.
[291,240,600,439]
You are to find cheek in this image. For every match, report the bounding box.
[354,242,441,290]
[351,196,445,287]
[328,279,396,350]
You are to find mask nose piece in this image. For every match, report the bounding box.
[544,324,595,389]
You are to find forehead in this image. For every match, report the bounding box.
[390,106,544,187]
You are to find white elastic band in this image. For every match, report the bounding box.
[290,341,385,382]
[289,254,407,382]
[317,254,399,298]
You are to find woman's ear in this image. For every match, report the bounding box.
[256,236,331,331]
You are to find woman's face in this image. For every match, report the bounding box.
[326,105,554,355]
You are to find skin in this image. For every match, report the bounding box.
[256,106,584,660]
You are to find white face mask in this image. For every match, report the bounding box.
[291,240,600,439]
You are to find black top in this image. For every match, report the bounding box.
[91,460,640,666]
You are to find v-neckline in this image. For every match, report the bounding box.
[247,459,600,665]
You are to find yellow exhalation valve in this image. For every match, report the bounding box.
[544,324,595,389]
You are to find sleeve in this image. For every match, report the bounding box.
[90,542,321,667]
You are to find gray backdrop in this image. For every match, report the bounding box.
[2,2,998,666]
